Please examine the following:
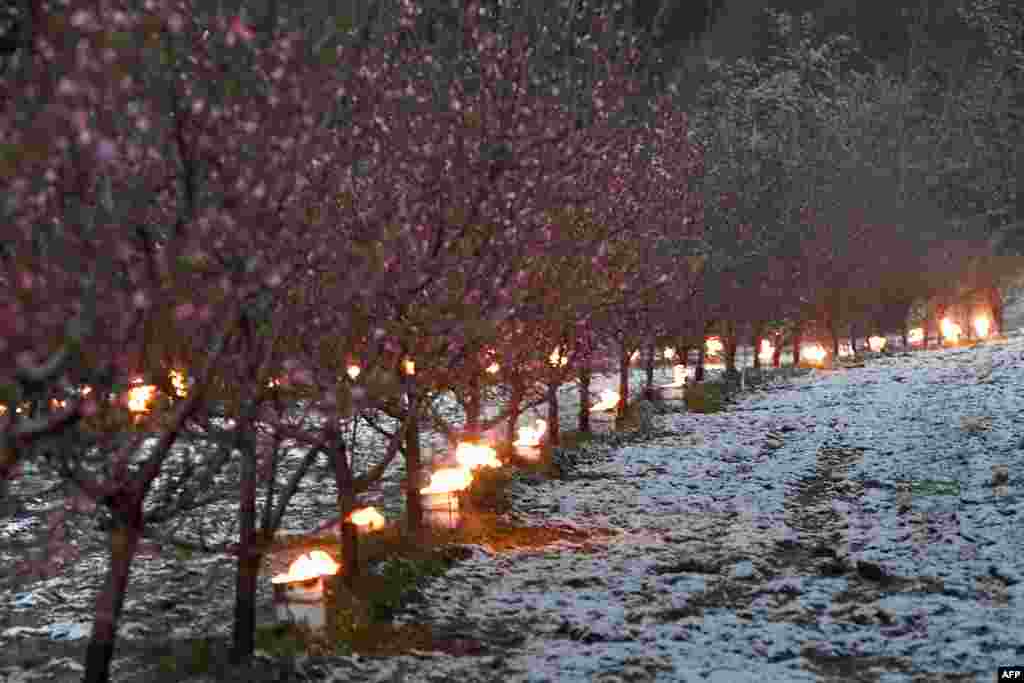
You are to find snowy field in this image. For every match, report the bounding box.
[347,335,1024,682]
[2,334,1024,681]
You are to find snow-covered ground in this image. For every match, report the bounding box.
[3,335,1024,681]
[335,335,1024,682]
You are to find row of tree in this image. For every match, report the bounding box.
[0,2,1020,682]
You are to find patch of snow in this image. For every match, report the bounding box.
[47,621,91,640]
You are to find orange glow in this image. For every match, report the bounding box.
[421,467,473,495]
[549,347,568,367]
[486,362,500,374]
[514,419,547,447]
[940,318,962,344]
[348,507,386,531]
[663,347,676,360]
[271,550,340,584]
[455,442,501,470]
[591,389,620,412]
[908,328,924,344]
[973,315,991,339]
[705,337,724,355]
[127,380,156,413]
[169,369,188,398]
[801,344,827,365]
[868,336,887,352]
[758,339,775,362]
[403,359,415,375]
[346,364,361,380]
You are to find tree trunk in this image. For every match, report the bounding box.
[546,381,560,447]
[232,433,259,663]
[340,522,359,587]
[751,324,763,370]
[988,286,1004,334]
[772,333,782,368]
[334,441,359,585]
[792,326,803,367]
[405,399,422,535]
[724,325,738,373]
[849,323,857,355]
[465,376,481,437]
[505,382,523,443]
[830,321,839,358]
[643,342,656,401]
[695,342,705,382]
[616,341,630,427]
[83,510,142,683]
[577,364,591,434]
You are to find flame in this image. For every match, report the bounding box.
[868,336,887,352]
[514,419,547,447]
[838,343,854,358]
[663,347,676,360]
[455,442,501,469]
[421,467,473,495]
[940,318,962,344]
[127,380,156,413]
[169,369,188,398]
[801,344,827,364]
[486,362,500,374]
[973,315,991,339]
[50,398,67,409]
[591,389,620,412]
[403,359,416,375]
[348,506,386,530]
[268,377,282,388]
[549,347,568,367]
[908,328,924,344]
[271,550,340,584]
[81,385,93,396]
[346,364,361,380]
[705,337,723,355]
[758,339,775,362]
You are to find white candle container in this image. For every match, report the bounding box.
[422,491,461,529]
[272,575,328,629]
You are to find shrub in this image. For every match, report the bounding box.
[684,382,724,413]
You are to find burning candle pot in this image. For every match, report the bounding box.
[454,442,502,470]
[941,318,963,345]
[348,506,386,533]
[513,419,547,461]
[705,337,724,359]
[973,315,991,339]
[271,550,340,629]
[420,467,472,529]
[800,343,828,367]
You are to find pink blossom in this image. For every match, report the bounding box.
[174,302,196,320]
[227,16,256,45]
